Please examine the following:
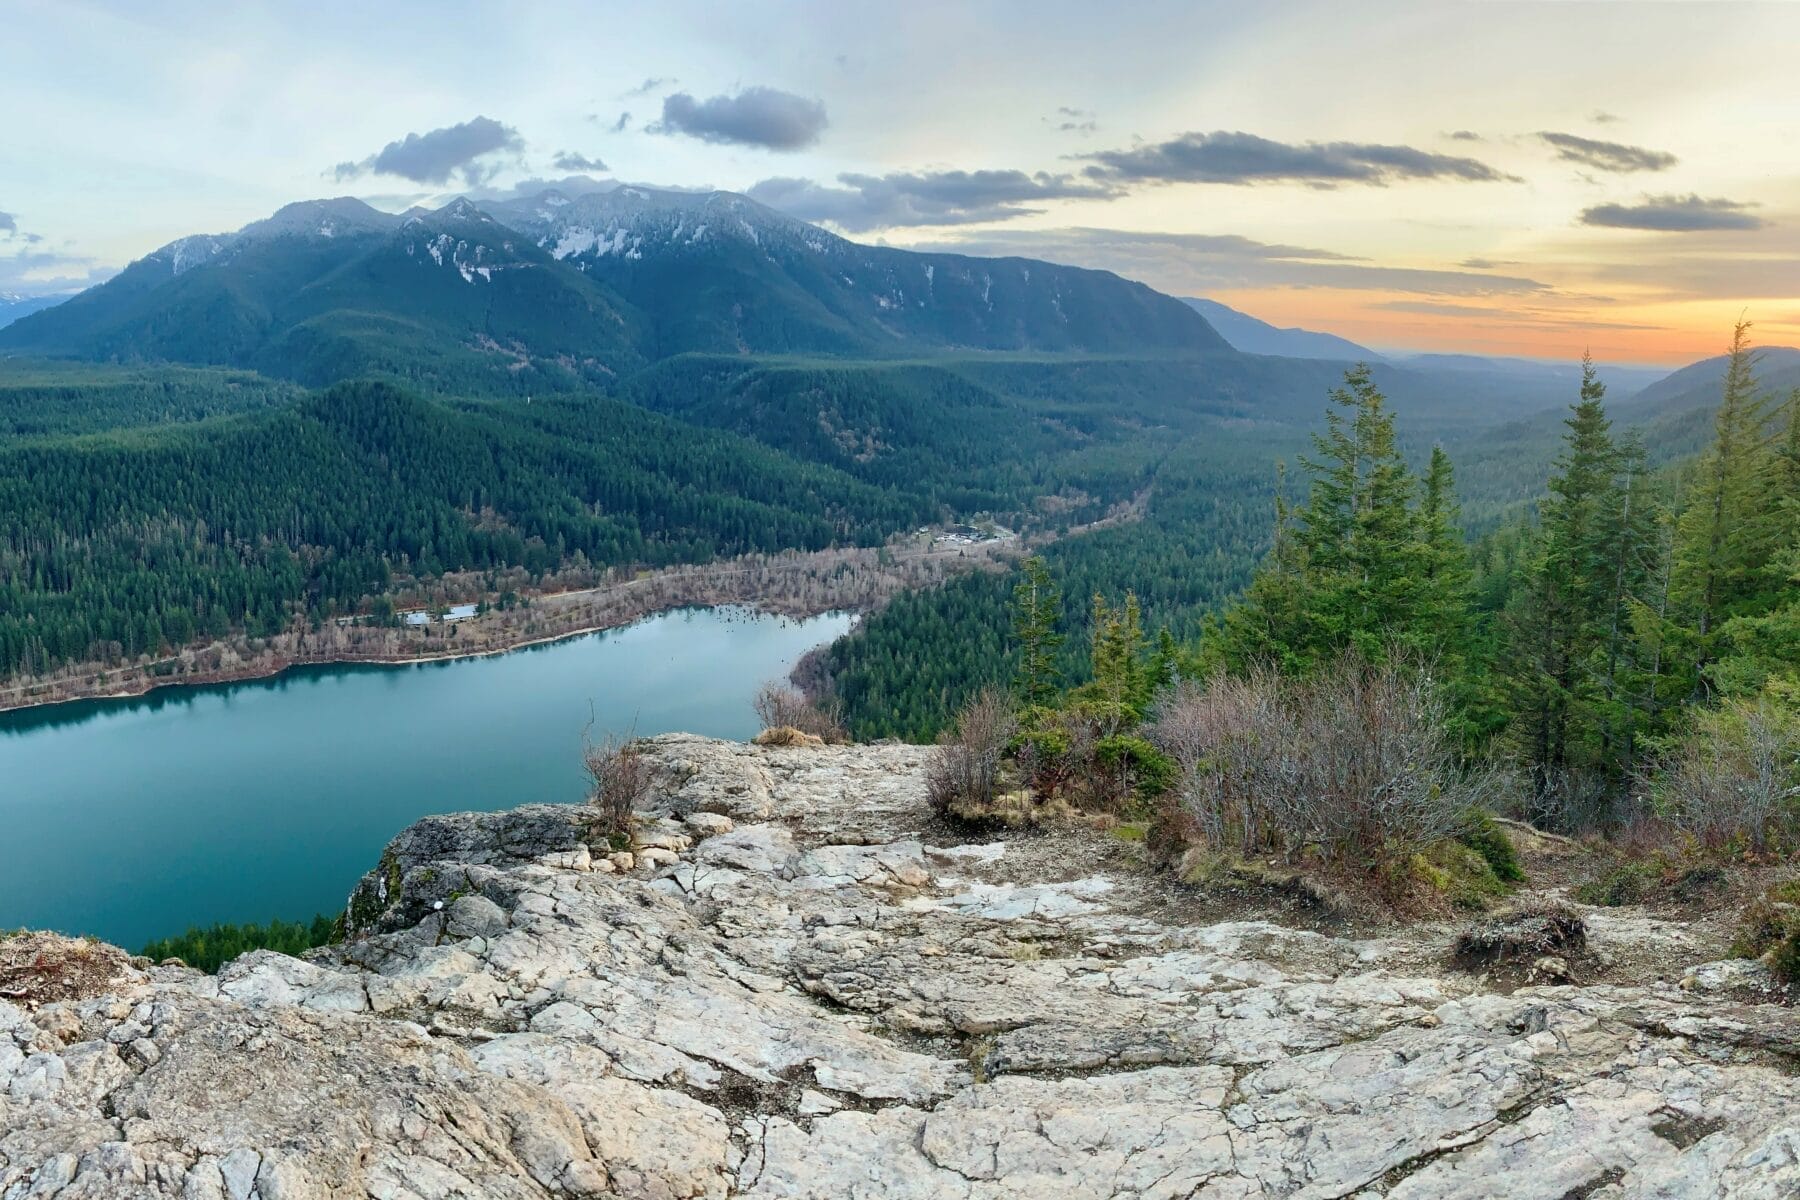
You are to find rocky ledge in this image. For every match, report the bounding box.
[4,734,1798,1198]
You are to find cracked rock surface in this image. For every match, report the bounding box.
[4,733,1798,1197]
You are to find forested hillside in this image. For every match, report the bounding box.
[825,333,1800,742]
[0,381,929,677]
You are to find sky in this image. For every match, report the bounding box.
[3,0,1798,363]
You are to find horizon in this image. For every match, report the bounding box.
[6,1,1800,364]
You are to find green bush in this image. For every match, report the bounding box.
[140,913,339,974]
[1573,861,1662,906]
[1459,812,1526,884]
[1093,734,1176,801]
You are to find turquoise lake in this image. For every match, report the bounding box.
[0,607,852,950]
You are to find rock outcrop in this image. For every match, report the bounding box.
[4,733,1798,1198]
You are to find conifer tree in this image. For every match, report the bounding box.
[1009,555,1063,708]
[1418,444,1473,658]
[1672,321,1777,696]
[1505,356,1619,789]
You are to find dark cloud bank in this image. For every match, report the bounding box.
[1580,194,1765,232]
[651,87,827,151]
[334,116,524,186]
[1082,130,1516,186]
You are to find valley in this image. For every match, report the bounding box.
[0,188,1755,725]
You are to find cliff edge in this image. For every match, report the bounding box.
[3,734,1798,1197]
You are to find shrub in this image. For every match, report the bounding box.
[1573,857,1730,907]
[926,689,1018,819]
[753,681,849,745]
[1653,692,1800,855]
[1460,812,1526,884]
[584,726,653,839]
[1573,861,1662,906]
[1732,880,1800,985]
[1148,654,1496,878]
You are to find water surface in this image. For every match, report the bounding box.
[0,607,850,948]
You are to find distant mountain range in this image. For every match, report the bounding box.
[0,190,1227,385]
[1181,298,1379,362]
[1183,297,1670,396]
[0,292,71,330]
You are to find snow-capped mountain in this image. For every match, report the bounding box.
[0,187,1229,381]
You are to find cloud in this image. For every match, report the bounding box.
[917,227,1551,297]
[747,169,1121,231]
[1372,299,1664,332]
[1537,132,1675,173]
[551,151,609,173]
[1579,193,1765,232]
[0,246,113,294]
[1591,111,1623,124]
[611,112,631,133]
[1445,130,1483,142]
[1082,130,1516,187]
[650,87,827,150]
[621,77,672,98]
[332,116,524,186]
[458,174,621,202]
[1052,106,1097,134]
[1458,257,1522,269]
[0,211,45,246]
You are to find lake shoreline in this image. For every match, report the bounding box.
[0,534,1025,717]
[0,596,835,718]
[1,607,857,949]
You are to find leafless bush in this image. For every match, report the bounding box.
[584,726,653,840]
[927,689,1018,817]
[1148,654,1493,871]
[1655,696,1800,854]
[753,681,849,744]
[1522,769,1638,836]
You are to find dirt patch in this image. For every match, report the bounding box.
[0,930,142,1009]
[1454,903,1587,963]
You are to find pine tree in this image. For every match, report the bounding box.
[1504,356,1619,789]
[1417,444,1473,658]
[1591,431,1665,775]
[1215,366,1439,672]
[1087,591,1147,730]
[1009,555,1063,708]
[1671,321,1778,696]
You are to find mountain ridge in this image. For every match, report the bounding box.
[0,188,1231,381]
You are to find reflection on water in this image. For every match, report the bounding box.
[0,607,851,949]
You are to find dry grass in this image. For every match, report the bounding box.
[753,682,850,745]
[0,931,140,1008]
[753,725,826,748]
